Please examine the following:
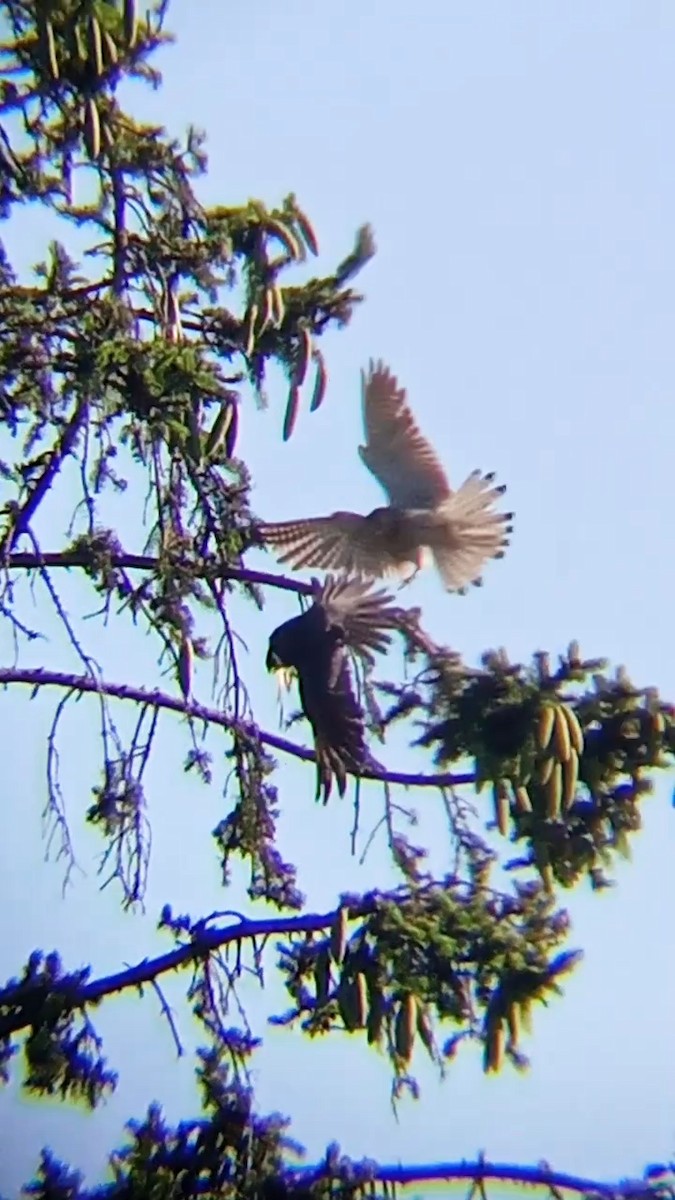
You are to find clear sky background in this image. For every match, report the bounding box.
[1,1,675,1194]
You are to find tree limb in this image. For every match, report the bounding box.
[0,666,474,790]
[5,551,444,660]
[0,398,90,556]
[295,1157,652,1199]
[6,550,309,597]
[0,901,376,1037]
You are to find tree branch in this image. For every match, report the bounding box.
[4,551,444,659]
[295,1158,654,1199]
[6,550,310,597]
[0,398,90,556]
[0,900,381,1038]
[0,869,520,1042]
[0,667,474,790]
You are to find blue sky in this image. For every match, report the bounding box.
[1,1,675,1194]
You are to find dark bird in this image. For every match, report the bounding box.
[259,359,513,593]
[265,574,403,802]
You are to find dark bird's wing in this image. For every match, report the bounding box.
[358,359,452,509]
[266,575,403,801]
[298,649,368,803]
[258,512,407,581]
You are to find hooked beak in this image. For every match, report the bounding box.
[274,666,297,693]
[266,647,296,692]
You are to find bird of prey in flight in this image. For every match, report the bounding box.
[259,359,513,593]
[265,573,403,802]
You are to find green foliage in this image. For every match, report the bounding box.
[0,950,115,1107]
[273,878,578,1096]
[0,2,671,1197]
[381,637,675,890]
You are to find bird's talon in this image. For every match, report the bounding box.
[397,569,419,592]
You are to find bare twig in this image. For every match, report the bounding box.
[44,689,81,890]
[149,977,184,1058]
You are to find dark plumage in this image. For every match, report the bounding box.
[265,574,403,802]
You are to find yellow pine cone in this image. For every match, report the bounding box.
[310,349,328,412]
[537,704,556,752]
[485,1016,505,1073]
[493,780,510,836]
[394,993,417,1064]
[329,906,348,966]
[83,98,101,160]
[553,705,572,763]
[537,755,555,786]
[562,748,578,811]
[512,783,533,813]
[282,384,301,442]
[562,703,584,755]
[354,972,368,1028]
[546,761,562,819]
[177,636,193,700]
[124,0,138,49]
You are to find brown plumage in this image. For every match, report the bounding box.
[259,359,513,593]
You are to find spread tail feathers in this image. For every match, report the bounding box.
[431,470,513,593]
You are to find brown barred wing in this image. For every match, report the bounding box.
[258,512,403,580]
[359,359,452,509]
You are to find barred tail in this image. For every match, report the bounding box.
[431,470,513,593]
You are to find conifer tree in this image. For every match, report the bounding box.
[0,3,671,1197]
